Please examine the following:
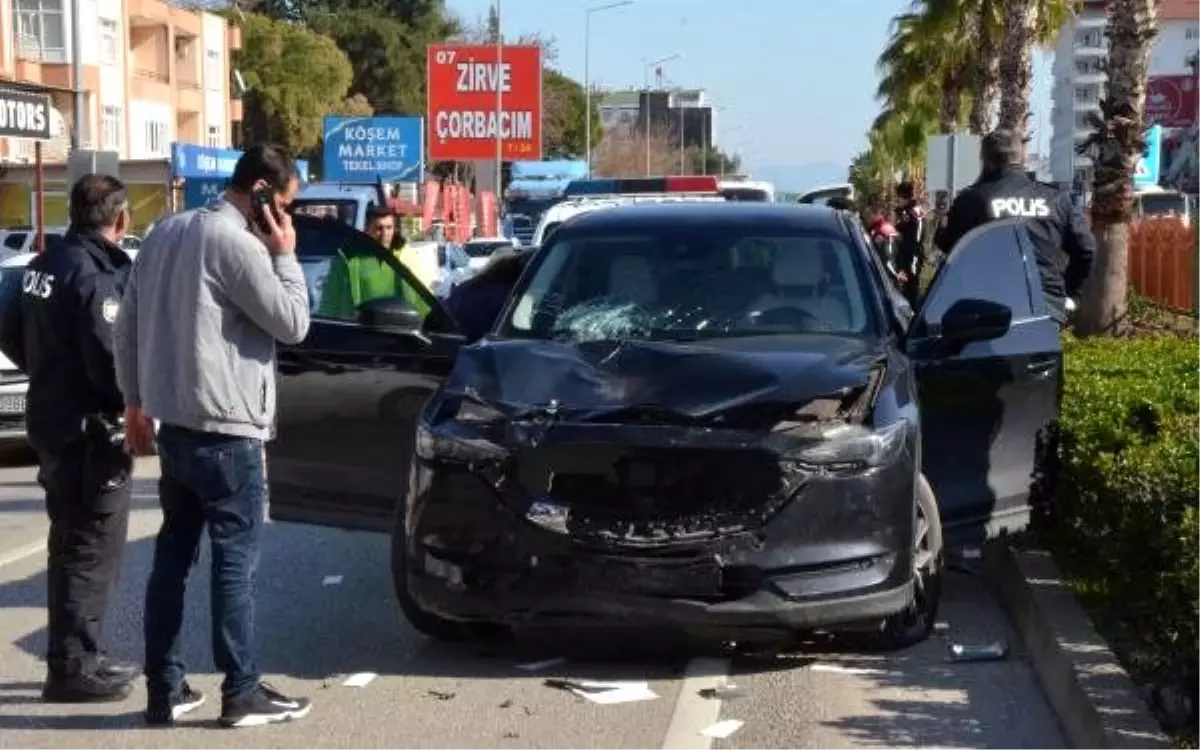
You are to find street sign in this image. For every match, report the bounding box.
[67,149,120,188]
[183,178,226,209]
[426,43,543,161]
[0,89,52,140]
[1133,124,1162,188]
[925,133,981,197]
[322,116,423,182]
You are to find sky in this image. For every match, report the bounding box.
[445,0,1055,190]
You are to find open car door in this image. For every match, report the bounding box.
[268,216,463,532]
[907,219,1062,545]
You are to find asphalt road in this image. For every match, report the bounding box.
[0,448,1066,749]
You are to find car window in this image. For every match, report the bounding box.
[293,219,438,328]
[291,199,359,227]
[3,233,26,250]
[0,266,22,309]
[504,227,876,342]
[919,222,1035,333]
[464,241,513,258]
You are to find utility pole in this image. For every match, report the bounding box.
[494,0,503,202]
[70,0,82,148]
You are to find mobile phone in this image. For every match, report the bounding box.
[252,187,277,234]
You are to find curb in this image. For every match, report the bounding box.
[982,542,1170,749]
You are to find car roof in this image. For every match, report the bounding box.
[1,252,35,268]
[558,201,847,234]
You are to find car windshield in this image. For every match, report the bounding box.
[1138,193,1186,218]
[291,199,358,227]
[500,227,875,342]
[464,241,513,258]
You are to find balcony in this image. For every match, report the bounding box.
[229,98,243,121]
[127,0,171,27]
[228,24,242,51]
[131,68,171,101]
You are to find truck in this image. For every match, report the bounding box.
[502,159,589,245]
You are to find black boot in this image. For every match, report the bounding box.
[42,672,134,703]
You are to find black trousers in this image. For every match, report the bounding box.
[36,436,133,677]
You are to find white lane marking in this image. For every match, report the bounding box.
[661,657,731,750]
[0,538,46,569]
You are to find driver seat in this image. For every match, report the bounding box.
[607,254,659,308]
[750,248,848,329]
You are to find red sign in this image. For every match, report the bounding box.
[1146,75,1198,129]
[426,43,542,162]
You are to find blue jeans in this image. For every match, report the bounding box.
[144,425,264,701]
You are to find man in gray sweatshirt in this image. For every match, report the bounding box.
[113,145,312,728]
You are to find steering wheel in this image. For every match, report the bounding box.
[747,305,822,328]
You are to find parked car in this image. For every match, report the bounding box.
[266,205,1061,649]
[461,237,521,271]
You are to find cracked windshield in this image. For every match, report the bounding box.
[0,0,1194,748]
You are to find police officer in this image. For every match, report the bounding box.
[935,129,1097,324]
[0,174,137,703]
[893,181,928,306]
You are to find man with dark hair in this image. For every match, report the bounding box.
[113,144,312,727]
[893,181,927,305]
[0,173,137,703]
[935,129,1097,323]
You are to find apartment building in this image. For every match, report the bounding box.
[1049,0,1198,191]
[0,0,242,164]
[598,87,717,151]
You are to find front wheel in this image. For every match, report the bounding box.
[872,474,944,651]
[390,497,468,642]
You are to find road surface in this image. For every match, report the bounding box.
[0,448,1065,748]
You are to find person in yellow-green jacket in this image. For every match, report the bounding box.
[317,207,430,320]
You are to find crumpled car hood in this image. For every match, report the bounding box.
[442,336,886,420]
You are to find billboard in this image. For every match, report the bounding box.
[1145,75,1198,129]
[426,43,542,161]
[322,116,423,182]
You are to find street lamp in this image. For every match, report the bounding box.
[643,53,681,175]
[585,0,635,178]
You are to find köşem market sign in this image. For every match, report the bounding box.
[0,89,52,140]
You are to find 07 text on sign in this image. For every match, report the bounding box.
[426,43,543,162]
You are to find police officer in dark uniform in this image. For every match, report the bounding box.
[893,181,928,306]
[935,129,1097,324]
[0,174,137,703]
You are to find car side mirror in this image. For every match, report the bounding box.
[939,298,1012,343]
[357,297,423,334]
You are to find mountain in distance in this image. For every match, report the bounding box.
[741,162,848,192]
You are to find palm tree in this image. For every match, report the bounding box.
[1075,0,1159,336]
[996,0,1081,159]
[876,11,972,134]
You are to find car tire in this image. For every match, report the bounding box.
[389,496,469,642]
[872,473,944,651]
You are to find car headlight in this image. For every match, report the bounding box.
[456,399,506,422]
[793,420,909,469]
[415,421,509,462]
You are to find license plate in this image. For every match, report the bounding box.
[0,394,25,415]
[577,558,722,598]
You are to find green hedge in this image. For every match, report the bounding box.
[1043,335,1199,681]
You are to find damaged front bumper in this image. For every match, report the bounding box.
[403,413,919,636]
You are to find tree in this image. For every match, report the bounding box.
[235,13,360,157]
[593,125,678,177]
[1075,0,1158,337]
[310,10,431,117]
[690,146,740,176]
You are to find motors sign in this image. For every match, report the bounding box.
[1145,75,1198,129]
[0,89,52,140]
[426,43,542,161]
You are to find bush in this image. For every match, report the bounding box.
[1042,335,1199,682]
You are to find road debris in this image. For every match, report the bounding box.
[700,719,745,739]
[342,672,377,688]
[499,698,513,708]
[427,689,457,700]
[698,681,746,700]
[809,663,885,676]
[948,641,1008,662]
[544,678,659,704]
[516,657,567,672]
[322,575,344,586]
